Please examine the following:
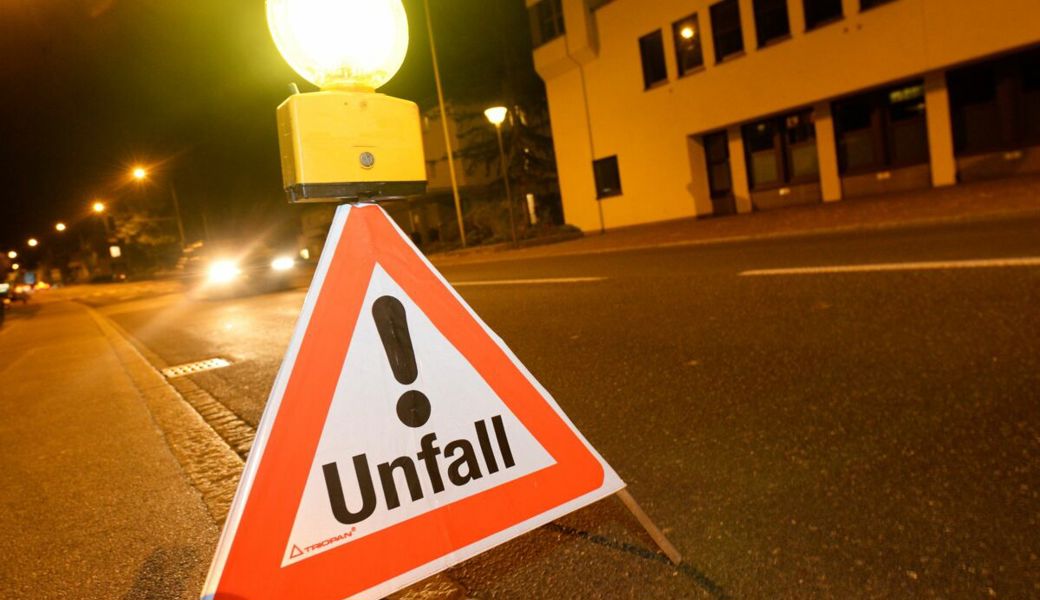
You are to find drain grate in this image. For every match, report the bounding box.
[161,358,232,378]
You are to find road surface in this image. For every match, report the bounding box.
[79,216,1040,598]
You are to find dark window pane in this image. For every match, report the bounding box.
[834,80,928,170]
[860,0,896,9]
[706,131,729,162]
[784,110,818,178]
[885,81,927,165]
[789,144,819,178]
[841,130,877,171]
[949,63,1000,153]
[803,0,842,29]
[639,30,668,88]
[889,120,929,165]
[529,0,565,48]
[743,120,776,152]
[743,110,819,186]
[711,0,744,62]
[1023,50,1040,92]
[834,94,878,171]
[887,83,925,121]
[753,0,790,46]
[1021,49,1040,142]
[710,163,733,194]
[672,14,704,76]
[834,96,874,133]
[784,110,815,145]
[749,152,779,186]
[743,120,779,187]
[593,156,622,198]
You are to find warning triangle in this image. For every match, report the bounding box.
[201,204,623,600]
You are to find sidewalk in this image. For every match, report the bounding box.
[0,301,220,600]
[430,174,1040,267]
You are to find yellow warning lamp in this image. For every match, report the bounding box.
[267,0,426,202]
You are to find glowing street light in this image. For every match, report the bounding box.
[484,106,517,246]
[266,0,425,204]
[129,165,187,249]
[11,263,19,271]
[7,251,16,259]
[27,238,38,248]
[484,106,508,127]
[92,201,106,214]
[55,222,67,232]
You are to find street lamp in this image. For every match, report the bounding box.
[11,263,19,271]
[92,201,106,214]
[55,222,67,232]
[129,166,186,249]
[484,106,517,246]
[7,251,16,259]
[27,238,38,248]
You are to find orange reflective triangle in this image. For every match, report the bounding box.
[202,204,622,600]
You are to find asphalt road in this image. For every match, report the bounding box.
[89,216,1040,599]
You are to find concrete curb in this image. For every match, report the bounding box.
[83,302,470,599]
[82,302,245,526]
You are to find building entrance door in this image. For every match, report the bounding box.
[704,131,736,215]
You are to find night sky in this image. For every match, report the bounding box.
[0,0,536,252]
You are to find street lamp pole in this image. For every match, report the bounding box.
[168,182,187,250]
[494,126,517,246]
[422,0,467,248]
[133,167,187,250]
[485,107,517,246]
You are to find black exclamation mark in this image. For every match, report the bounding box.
[372,296,431,428]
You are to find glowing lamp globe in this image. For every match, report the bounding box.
[267,0,409,91]
[484,106,508,126]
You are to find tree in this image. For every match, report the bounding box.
[418,0,565,242]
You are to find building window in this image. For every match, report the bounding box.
[860,0,896,10]
[742,109,818,189]
[803,0,842,30]
[833,80,928,172]
[948,47,1040,154]
[753,0,790,46]
[639,30,668,89]
[672,14,704,76]
[593,156,622,198]
[529,0,565,48]
[1023,50,1040,143]
[710,0,744,62]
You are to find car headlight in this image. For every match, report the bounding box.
[271,256,295,271]
[208,260,241,284]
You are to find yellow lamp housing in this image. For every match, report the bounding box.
[276,91,426,202]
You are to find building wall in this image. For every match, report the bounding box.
[532,0,1040,231]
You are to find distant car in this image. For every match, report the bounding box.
[2,283,32,304]
[183,242,300,297]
